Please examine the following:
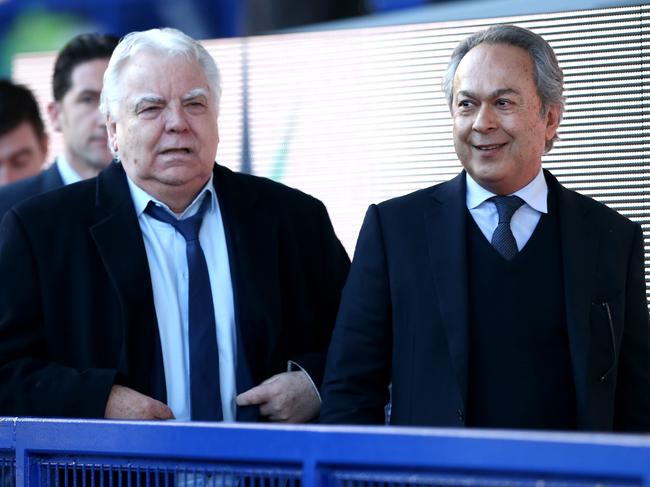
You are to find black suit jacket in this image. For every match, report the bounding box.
[321,170,650,432]
[0,163,64,220]
[0,162,350,418]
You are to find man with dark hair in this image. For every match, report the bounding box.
[321,24,650,432]
[0,33,118,218]
[0,80,48,186]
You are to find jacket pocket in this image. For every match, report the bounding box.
[589,301,618,383]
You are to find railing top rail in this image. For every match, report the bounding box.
[5,417,650,445]
[0,418,648,477]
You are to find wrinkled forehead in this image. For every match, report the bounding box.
[453,43,536,94]
[122,50,201,82]
[120,52,212,104]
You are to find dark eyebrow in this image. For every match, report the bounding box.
[491,88,520,98]
[457,88,520,99]
[76,89,100,99]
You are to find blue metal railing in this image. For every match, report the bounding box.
[0,418,15,487]
[1,419,649,487]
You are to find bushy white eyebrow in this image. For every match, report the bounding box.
[182,88,208,101]
[134,94,164,112]
[133,89,209,112]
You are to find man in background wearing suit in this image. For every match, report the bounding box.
[321,25,650,431]
[0,33,118,218]
[0,80,48,186]
[0,27,349,422]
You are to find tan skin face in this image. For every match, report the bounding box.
[48,58,112,179]
[106,51,219,213]
[452,43,560,195]
[0,121,48,185]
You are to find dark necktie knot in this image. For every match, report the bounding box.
[488,195,524,261]
[490,195,524,224]
[145,196,210,241]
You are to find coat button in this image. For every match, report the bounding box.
[457,408,465,422]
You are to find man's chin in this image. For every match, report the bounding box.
[84,152,114,169]
[154,170,212,188]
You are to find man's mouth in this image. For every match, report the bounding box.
[160,148,192,154]
[473,143,506,151]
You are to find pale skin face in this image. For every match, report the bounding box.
[0,121,48,185]
[452,43,561,195]
[106,51,219,213]
[48,58,113,179]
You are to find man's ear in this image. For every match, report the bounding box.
[47,101,62,132]
[545,103,561,143]
[39,133,49,163]
[106,118,118,155]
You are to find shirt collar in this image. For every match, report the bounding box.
[55,155,83,186]
[465,167,548,214]
[126,173,215,219]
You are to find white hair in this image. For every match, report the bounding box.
[99,27,221,123]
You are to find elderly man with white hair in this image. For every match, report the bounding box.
[0,28,349,422]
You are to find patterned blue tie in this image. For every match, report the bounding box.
[489,195,524,261]
[145,196,223,421]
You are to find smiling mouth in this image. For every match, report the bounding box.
[473,143,506,151]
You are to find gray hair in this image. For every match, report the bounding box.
[99,27,221,123]
[442,24,564,152]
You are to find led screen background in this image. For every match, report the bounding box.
[13,4,649,298]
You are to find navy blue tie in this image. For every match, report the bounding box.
[489,195,524,261]
[145,196,223,421]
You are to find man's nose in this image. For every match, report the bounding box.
[472,104,497,133]
[164,106,189,132]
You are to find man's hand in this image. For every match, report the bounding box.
[236,371,319,423]
[104,384,175,420]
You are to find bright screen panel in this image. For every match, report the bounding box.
[12,5,650,300]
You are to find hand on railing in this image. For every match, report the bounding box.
[236,371,319,423]
[104,385,175,420]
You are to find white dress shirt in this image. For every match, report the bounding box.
[126,175,237,421]
[55,155,83,185]
[466,168,548,251]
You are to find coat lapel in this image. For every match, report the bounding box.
[213,165,280,396]
[89,163,166,401]
[424,172,470,405]
[547,170,599,424]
